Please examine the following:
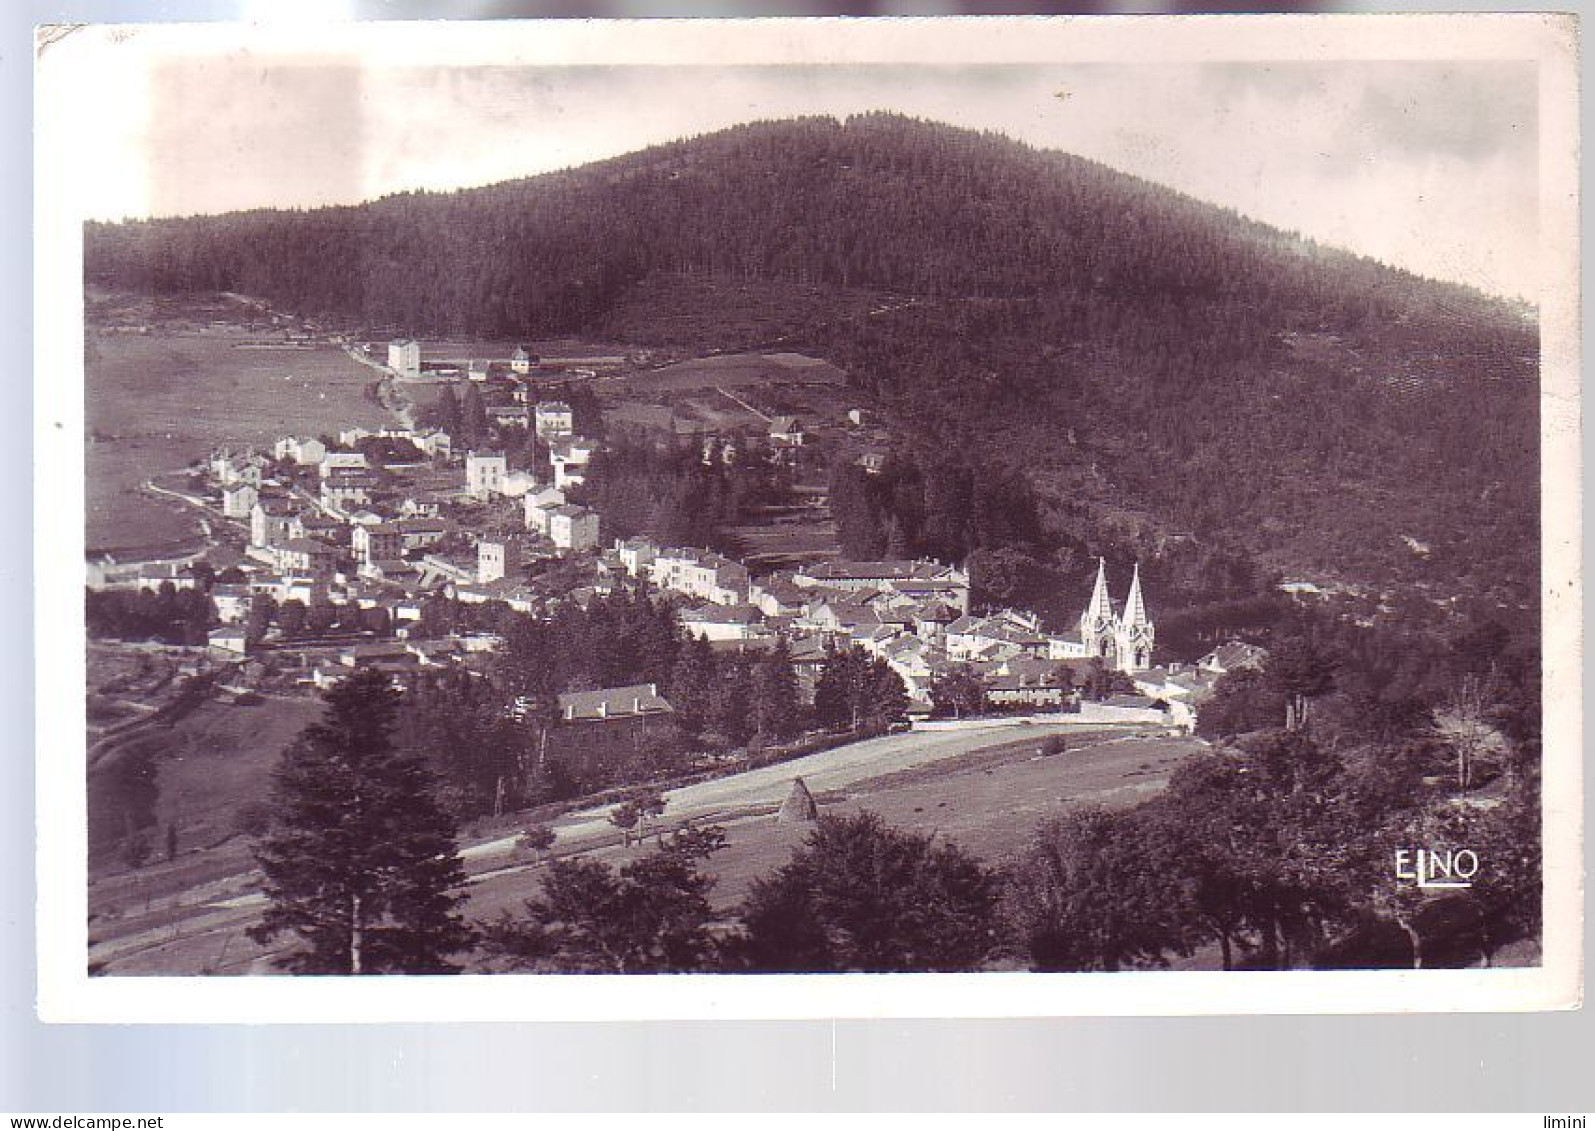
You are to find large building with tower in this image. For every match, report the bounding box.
[1049,559,1155,673]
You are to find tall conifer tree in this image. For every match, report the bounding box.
[249,670,474,974]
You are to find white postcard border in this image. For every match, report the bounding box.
[33,12,1582,1023]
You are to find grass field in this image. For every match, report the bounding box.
[88,693,321,872]
[464,726,1204,920]
[85,311,392,554]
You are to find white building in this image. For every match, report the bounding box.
[465,450,508,500]
[499,469,540,498]
[211,451,264,487]
[250,500,299,548]
[1052,559,1157,674]
[547,504,600,553]
[550,438,596,489]
[769,415,805,446]
[511,346,534,375]
[534,401,574,439]
[388,338,420,377]
[221,483,258,519]
[614,537,658,578]
[477,536,524,583]
[678,602,764,643]
[208,626,249,656]
[273,436,327,465]
[320,451,369,477]
[415,429,453,461]
[650,548,749,606]
[209,584,252,624]
[524,485,567,534]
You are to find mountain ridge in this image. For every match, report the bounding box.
[83,112,1539,616]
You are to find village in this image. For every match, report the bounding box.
[87,330,1276,762]
[85,336,1268,761]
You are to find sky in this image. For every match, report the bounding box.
[68,51,1540,301]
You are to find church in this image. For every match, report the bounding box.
[1049,558,1156,673]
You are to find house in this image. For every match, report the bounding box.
[419,550,479,588]
[749,574,809,619]
[208,626,249,656]
[221,483,258,519]
[554,684,674,726]
[211,451,264,487]
[352,522,405,565]
[678,602,764,642]
[880,636,936,702]
[984,657,1073,708]
[498,469,540,499]
[319,467,377,509]
[467,359,491,382]
[414,430,452,461]
[320,451,369,477]
[340,641,416,670]
[523,485,567,533]
[856,449,888,475]
[465,450,508,499]
[119,562,202,595]
[614,537,658,578]
[487,405,531,429]
[793,559,970,613]
[547,505,600,553]
[542,683,680,792]
[847,407,870,427]
[273,436,327,466]
[510,346,535,375]
[273,537,339,580]
[250,499,299,548]
[534,401,574,439]
[209,583,252,624]
[477,536,525,584]
[1197,641,1270,676]
[359,559,420,585]
[803,597,883,636]
[388,338,421,377]
[248,572,322,606]
[769,415,805,446]
[550,438,597,489]
[300,511,346,544]
[649,548,749,605]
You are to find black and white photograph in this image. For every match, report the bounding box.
[33,14,1579,1020]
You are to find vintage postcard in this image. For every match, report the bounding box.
[33,14,1580,1021]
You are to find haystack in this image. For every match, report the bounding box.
[777,776,819,823]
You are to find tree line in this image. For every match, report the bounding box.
[573,430,790,552]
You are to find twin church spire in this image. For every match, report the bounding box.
[1076,558,1155,673]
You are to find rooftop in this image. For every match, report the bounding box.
[558,683,673,722]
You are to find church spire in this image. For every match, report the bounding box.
[1085,556,1114,626]
[1123,562,1149,628]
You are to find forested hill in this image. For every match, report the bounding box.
[85,113,1539,611]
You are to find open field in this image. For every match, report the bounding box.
[85,718,1200,974]
[87,692,322,869]
[607,352,846,395]
[85,299,393,555]
[464,726,1202,920]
